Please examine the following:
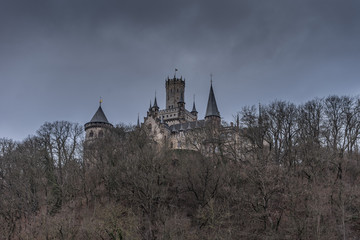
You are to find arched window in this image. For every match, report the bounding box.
[170,142,173,148]
[89,131,94,137]
[98,130,104,137]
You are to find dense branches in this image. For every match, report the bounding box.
[1,96,360,239]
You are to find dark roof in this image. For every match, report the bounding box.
[205,83,220,117]
[169,120,205,132]
[191,101,197,113]
[90,106,110,123]
[153,96,158,108]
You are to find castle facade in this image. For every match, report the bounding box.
[84,74,225,151]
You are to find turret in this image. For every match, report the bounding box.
[191,95,198,118]
[153,94,159,111]
[148,94,159,118]
[137,113,140,128]
[84,100,113,141]
[205,81,220,124]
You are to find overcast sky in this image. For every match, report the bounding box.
[1,0,360,141]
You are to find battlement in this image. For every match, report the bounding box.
[166,76,185,86]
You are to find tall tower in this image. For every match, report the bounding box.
[165,76,185,109]
[205,82,220,124]
[84,101,113,141]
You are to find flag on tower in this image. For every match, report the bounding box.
[174,68,178,78]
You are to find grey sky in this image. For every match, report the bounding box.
[1,0,360,141]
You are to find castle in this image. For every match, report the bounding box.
[84,73,227,151]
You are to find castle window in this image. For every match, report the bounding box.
[89,131,94,138]
[98,130,104,138]
[177,89,179,92]
[170,142,173,148]
[177,141,181,148]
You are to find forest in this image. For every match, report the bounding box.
[1,95,360,240]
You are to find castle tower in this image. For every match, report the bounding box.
[166,76,185,109]
[84,101,113,141]
[205,82,220,124]
[148,95,160,118]
[191,96,198,118]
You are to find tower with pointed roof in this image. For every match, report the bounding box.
[148,94,160,119]
[205,81,221,124]
[146,73,198,126]
[84,70,225,152]
[191,96,198,118]
[140,71,223,150]
[84,101,113,141]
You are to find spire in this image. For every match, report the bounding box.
[258,103,263,125]
[149,100,152,110]
[153,92,158,108]
[205,81,220,118]
[191,94,198,114]
[137,113,140,127]
[236,113,240,128]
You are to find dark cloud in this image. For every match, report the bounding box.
[1,0,360,140]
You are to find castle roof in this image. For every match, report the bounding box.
[85,104,113,131]
[205,83,220,118]
[191,100,197,113]
[89,106,110,124]
[153,95,158,108]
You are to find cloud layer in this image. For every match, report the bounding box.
[1,0,360,140]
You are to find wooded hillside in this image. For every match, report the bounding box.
[1,95,360,239]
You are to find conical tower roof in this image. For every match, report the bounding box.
[153,95,158,108]
[191,100,197,113]
[90,105,110,123]
[205,83,220,118]
[85,102,113,131]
